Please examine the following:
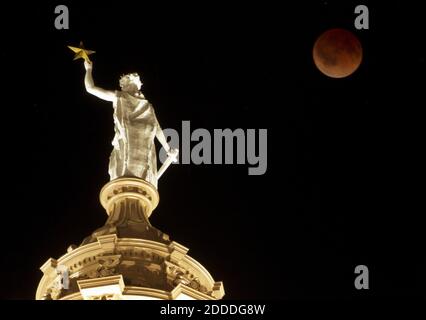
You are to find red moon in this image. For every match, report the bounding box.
[313,28,363,78]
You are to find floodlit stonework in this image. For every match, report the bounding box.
[38,50,223,300]
[36,178,224,300]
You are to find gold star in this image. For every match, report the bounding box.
[67,41,95,63]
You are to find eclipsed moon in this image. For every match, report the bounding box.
[313,28,363,78]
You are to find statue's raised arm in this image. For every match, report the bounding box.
[84,61,116,102]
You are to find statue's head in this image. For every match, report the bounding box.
[119,73,142,92]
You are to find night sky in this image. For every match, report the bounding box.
[1,1,424,300]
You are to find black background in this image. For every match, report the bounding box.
[0,1,424,300]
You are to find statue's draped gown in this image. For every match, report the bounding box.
[109,91,159,188]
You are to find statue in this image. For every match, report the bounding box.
[67,44,179,243]
[82,59,178,188]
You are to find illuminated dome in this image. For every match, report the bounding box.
[36,178,224,300]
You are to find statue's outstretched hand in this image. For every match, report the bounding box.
[84,60,93,71]
[167,148,179,163]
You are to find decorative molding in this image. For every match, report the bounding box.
[37,236,223,300]
[40,258,57,275]
[168,241,189,264]
[78,275,125,300]
[97,234,117,253]
[100,177,159,218]
[211,281,225,299]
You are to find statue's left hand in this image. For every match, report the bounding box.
[167,148,179,163]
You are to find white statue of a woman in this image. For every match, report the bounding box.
[83,60,178,188]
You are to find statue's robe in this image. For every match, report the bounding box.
[109,91,159,187]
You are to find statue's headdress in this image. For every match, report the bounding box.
[119,73,141,88]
